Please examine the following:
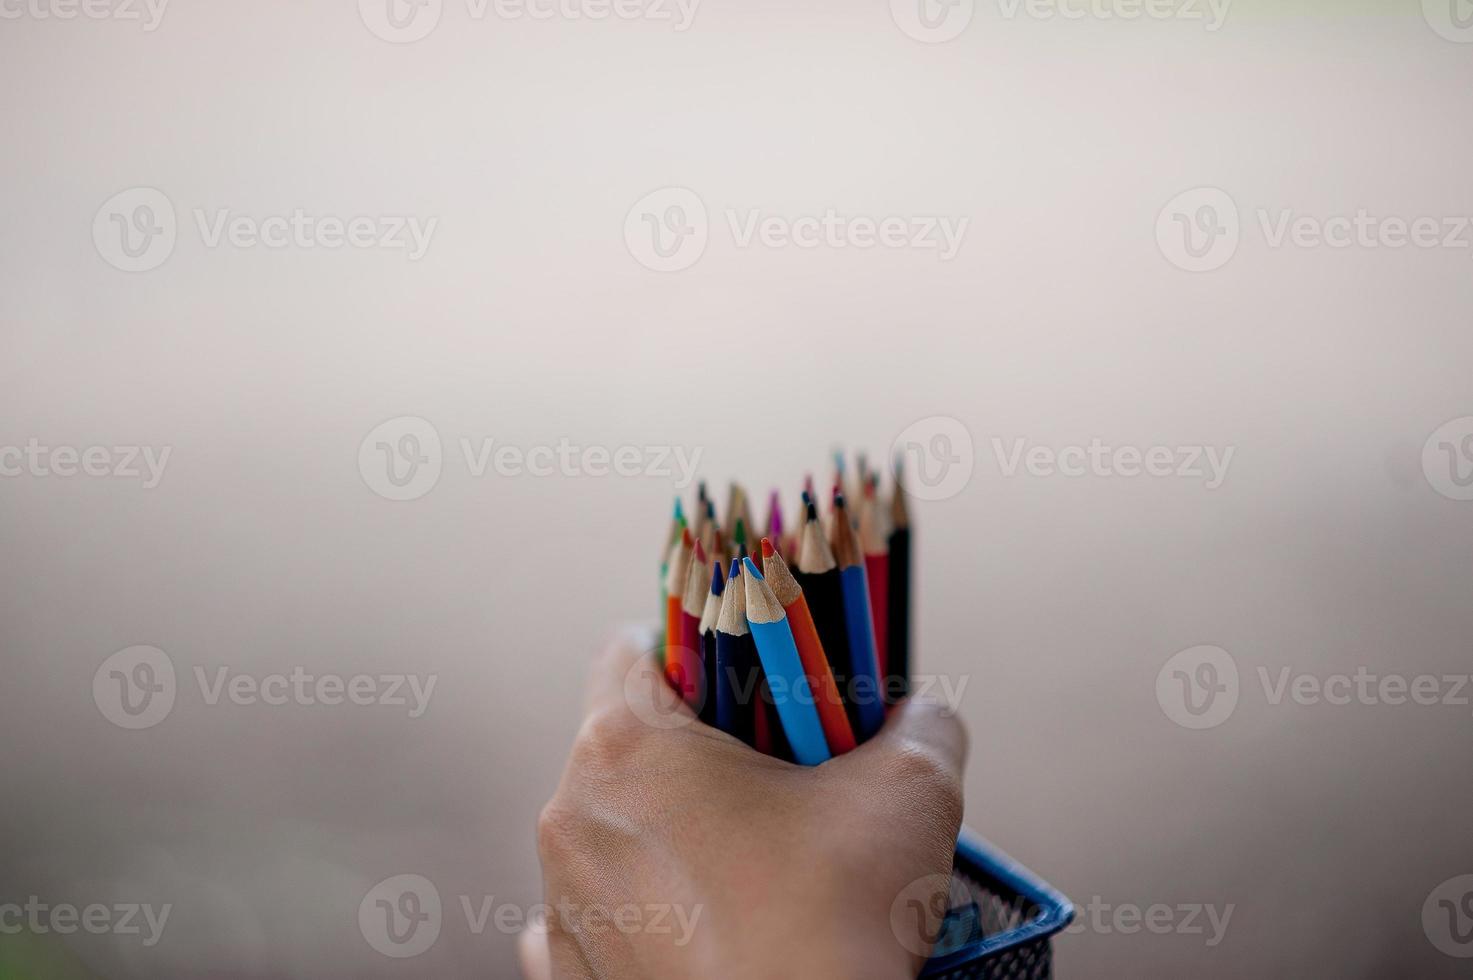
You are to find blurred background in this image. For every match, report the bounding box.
[3,1,1472,976]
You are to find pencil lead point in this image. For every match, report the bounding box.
[710,561,725,593]
[742,556,764,581]
[681,526,693,547]
[727,557,742,581]
[760,537,774,558]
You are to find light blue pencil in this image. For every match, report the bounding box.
[741,558,831,766]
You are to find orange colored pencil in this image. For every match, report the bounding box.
[760,537,857,755]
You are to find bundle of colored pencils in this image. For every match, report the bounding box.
[658,455,912,765]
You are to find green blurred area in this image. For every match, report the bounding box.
[0,933,97,980]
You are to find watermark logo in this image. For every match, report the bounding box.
[624,188,969,271]
[0,0,169,30]
[93,648,436,726]
[991,438,1234,489]
[94,190,437,271]
[359,416,443,501]
[891,416,975,502]
[0,898,171,947]
[891,0,974,43]
[1064,897,1233,946]
[889,873,954,957]
[1422,416,1473,501]
[93,645,177,730]
[624,187,708,272]
[1156,187,1239,272]
[1423,0,1473,42]
[360,874,442,958]
[996,0,1230,30]
[1424,875,1473,957]
[93,187,177,273]
[0,440,171,488]
[624,651,700,731]
[359,0,443,42]
[1156,645,1238,729]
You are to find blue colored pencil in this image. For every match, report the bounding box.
[829,494,885,741]
[741,557,831,766]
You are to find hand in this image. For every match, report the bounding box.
[521,624,967,980]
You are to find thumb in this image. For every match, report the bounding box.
[829,697,967,840]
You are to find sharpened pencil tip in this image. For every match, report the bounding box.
[727,557,742,581]
[710,561,725,593]
[674,497,683,519]
[806,500,818,521]
[760,537,774,558]
[742,556,764,581]
[692,539,706,564]
[681,526,693,547]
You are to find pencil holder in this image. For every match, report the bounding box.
[921,829,1074,980]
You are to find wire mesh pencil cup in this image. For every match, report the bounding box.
[921,829,1074,980]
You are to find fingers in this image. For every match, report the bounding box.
[582,622,693,726]
[869,697,969,777]
[582,622,658,713]
[518,921,553,980]
[828,698,968,822]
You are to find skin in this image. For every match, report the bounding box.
[522,624,967,980]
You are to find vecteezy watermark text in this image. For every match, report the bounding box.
[358,874,702,958]
[624,188,969,272]
[992,437,1234,489]
[93,187,437,272]
[0,0,168,29]
[0,898,171,947]
[0,440,170,488]
[93,646,436,730]
[358,0,698,43]
[1157,645,1473,729]
[1063,896,1233,946]
[1157,186,1473,272]
[358,416,702,501]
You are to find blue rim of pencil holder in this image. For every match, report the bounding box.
[920,828,1074,980]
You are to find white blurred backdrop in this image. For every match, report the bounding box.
[2,1,1472,977]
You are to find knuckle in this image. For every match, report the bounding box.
[888,745,963,818]
[572,706,639,761]
[535,800,583,862]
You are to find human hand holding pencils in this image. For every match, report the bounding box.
[522,624,967,980]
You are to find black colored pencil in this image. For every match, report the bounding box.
[792,500,861,738]
[886,467,911,702]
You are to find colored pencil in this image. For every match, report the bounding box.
[859,475,890,705]
[677,539,709,707]
[664,526,693,681]
[793,501,861,738]
[663,496,684,564]
[887,458,912,700]
[697,560,725,726]
[743,557,831,766]
[829,493,885,741]
[765,490,784,546]
[762,537,857,755]
[715,557,757,746]
[659,510,686,645]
